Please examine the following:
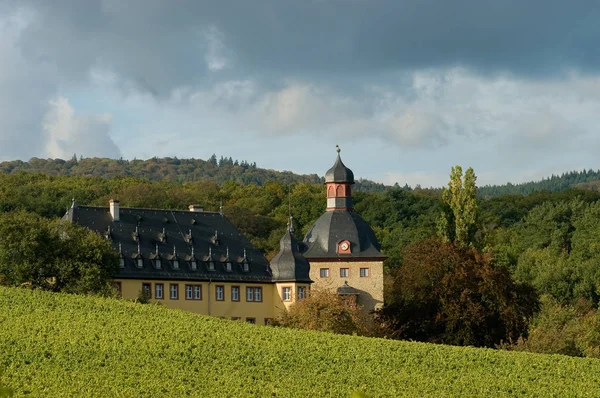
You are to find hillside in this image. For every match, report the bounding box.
[0,157,386,192]
[1,287,600,397]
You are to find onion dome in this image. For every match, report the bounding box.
[324,145,354,184]
[270,219,311,283]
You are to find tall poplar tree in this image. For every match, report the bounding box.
[437,165,478,246]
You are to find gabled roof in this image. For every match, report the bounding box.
[64,204,272,282]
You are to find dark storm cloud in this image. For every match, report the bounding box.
[13,0,600,96]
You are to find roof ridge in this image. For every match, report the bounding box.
[76,205,221,214]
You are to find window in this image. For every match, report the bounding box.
[155,283,164,299]
[113,282,122,296]
[142,283,152,299]
[340,268,349,278]
[282,287,292,301]
[173,260,179,270]
[254,287,262,302]
[231,286,240,302]
[243,262,249,272]
[246,287,262,302]
[186,284,202,300]
[190,260,197,270]
[297,286,306,300]
[216,285,224,301]
[320,268,330,278]
[264,318,273,326]
[246,318,256,324]
[208,261,215,271]
[360,268,369,277]
[231,317,241,321]
[170,284,179,300]
[155,259,162,269]
[226,262,232,272]
[119,258,125,268]
[137,258,143,268]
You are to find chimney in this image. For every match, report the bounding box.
[188,204,203,212]
[109,199,120,221]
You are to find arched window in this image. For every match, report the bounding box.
[336,185,344,197]
[327,185,334,197]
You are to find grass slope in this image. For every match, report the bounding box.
[1,287,600,397]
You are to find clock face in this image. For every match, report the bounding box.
[340,242,349,251]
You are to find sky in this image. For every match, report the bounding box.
[1,0,600,187]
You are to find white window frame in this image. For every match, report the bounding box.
[216,286,224,301]
[254,287,262,302]
[282,287,291,301]
[246,287,254,302]
[155,283,164,299]
[186,285,194,300]
[155,259,161,269]
[340,268,349,278]
[170,284,178,300]
[193,285,201,300]
[137,258,143,268]
[173,260,179,269]
[232,286,240,301]
[360,268,369,277]
[320,268,329,278]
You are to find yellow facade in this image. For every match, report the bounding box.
[115,278,310,324]
[309,260,384,312]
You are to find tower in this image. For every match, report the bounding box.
[303,147,386,313]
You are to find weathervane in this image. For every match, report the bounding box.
[336,144,341,154]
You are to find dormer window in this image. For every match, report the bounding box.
[119,258,125,268]
[243,262,249,272]
[137,258,143,268]
[208,261,215,271]
[190,260,197,270]
[155,259,161,269]
[226,262,232,272]
[173,259,179,270]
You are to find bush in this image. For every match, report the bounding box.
[275,289,374,336]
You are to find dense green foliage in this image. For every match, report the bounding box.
[0,211,119,295]
[379,239,538,347]
[3,287,600,397]
[510,296,600,358]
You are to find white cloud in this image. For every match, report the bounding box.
[42,97,121,159]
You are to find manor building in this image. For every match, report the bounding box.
[65,149,385,323]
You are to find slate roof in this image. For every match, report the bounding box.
[324,152,354,184]
[303,210,386,259]
[64,204,273,282]
[269,220,312,283]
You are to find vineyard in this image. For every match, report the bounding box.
[1,287,600,397]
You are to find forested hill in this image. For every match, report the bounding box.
[0,156,387,192]
[477,170,600,197]
[1,156,599,197]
